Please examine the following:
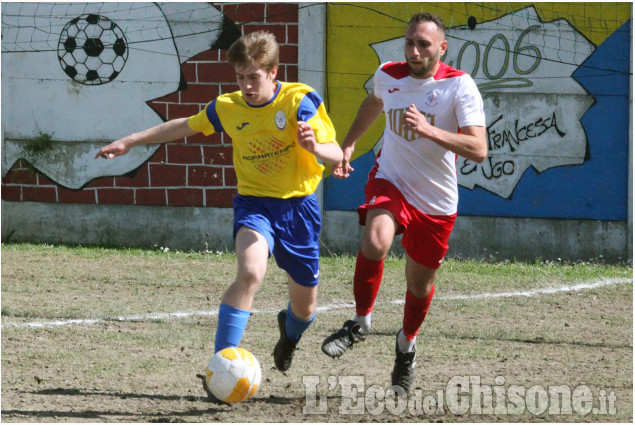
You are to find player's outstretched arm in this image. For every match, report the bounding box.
[333,92,384,179]
[95,117,198,159]
[296,121,343,165]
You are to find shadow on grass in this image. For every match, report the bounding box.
[436,331,633,350]
[319,328,633,350]
[10,387,307,421]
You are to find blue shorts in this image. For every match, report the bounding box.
[233,194,321,287]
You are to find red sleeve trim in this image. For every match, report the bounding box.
[380,62,410,80]
[434,62,466,80]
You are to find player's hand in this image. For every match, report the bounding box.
[297,121,317,153]
[95,138,132,159]
[332,146,355,179]
[402,104,433,138]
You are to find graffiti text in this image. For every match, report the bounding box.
[487,112,566,153]
[445,25,542,80]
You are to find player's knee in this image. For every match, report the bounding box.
[236,266,265,289]
[288,292,316,320]
[408,280,434,298]
[406,270,435,298]
[362,233,392,260]
[289,303,315,321]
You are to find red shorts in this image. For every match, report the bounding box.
[357,176,456,269]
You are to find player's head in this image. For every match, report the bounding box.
[404,12,447,79]
[227,30,279,72]
[227,31,279,105]
[409,12,447,34]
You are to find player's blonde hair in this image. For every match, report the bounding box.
[227,31,279,71]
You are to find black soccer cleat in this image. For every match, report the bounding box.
[321,319,368,358]
[273,309,300,372]
[390,331,416,393]
[197,373,228,405]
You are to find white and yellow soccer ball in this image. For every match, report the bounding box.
[205,347,262,403]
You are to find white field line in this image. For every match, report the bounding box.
[2,277,631,329]
[391,276,633,303]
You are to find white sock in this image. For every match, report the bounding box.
[354,314,372,333]
[397,329,416,353]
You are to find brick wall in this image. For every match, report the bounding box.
[1,2,299,209]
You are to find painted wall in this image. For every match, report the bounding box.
[2,2,298,207]
[1,2,632,262]
[322,3,631,222]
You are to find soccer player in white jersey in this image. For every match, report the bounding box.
[322,12,487,392]
[95,31,343,401]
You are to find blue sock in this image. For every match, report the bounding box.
[285,304,315,342]
[214,304,250,353]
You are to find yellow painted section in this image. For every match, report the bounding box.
[326,2,631,161]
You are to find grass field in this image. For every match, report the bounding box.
[1,243,632,422]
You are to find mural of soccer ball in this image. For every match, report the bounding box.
[205,347,262,403]
[57,14,128,85]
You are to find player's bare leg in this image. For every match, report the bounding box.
[322,209,397,357]
[287,277,317,321]
[204,227,269,401]
[360,208,398,261]
[220,227,269,310]
[212,227,268,354]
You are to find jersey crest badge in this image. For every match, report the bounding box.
[275,110,286,130]
[425,89,440,107]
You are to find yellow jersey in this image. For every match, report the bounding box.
[188,81,337,198]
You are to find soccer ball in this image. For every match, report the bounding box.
[57,14,128,85]
[205,347,262,403]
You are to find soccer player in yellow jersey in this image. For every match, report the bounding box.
[96,31,342,396]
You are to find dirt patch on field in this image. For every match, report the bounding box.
[2,246,632,422]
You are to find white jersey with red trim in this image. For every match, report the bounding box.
[371,61,485,215]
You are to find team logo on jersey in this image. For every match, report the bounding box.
[275,110,286,130]
[425,89,440,107]
[388,88,400,93]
